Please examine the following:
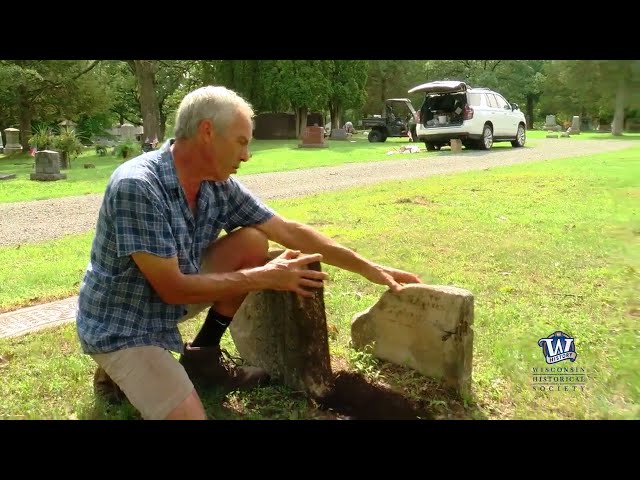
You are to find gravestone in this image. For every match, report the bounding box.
[120,123,136,140]
[298,125,328,148]
[58,119,76,130]
[0,173,16,180]
[3,128,23,155]
[351,284,474,395]
[568,115,580,135]
[450,138,462,153]
[229,252,333,398]
[30,150,67,181]
[330,128,348,140]
[544,115,557,131]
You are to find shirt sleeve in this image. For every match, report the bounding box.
[108,177,177,258]
[224,177,275,233]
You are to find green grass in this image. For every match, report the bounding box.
[0,135,430,203]
[6,129,635,204]
[1,143,638,420]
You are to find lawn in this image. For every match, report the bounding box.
[0,134,427,203]
[1,143,638,420]
[4,130,637,204]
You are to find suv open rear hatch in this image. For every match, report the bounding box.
[408,80,469,95]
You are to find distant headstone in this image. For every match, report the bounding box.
[298,126,328,148]
[450,139,462,153]
[58,119,77,129]
[120,123,136,140]
[3,128,23,155]
[30,150,67,181]
[568,115,580,135]
[330,128,348,140]
[84,163,95,169]
[0,173,17,181]
[544,115,557,131]
[351,284,474,395]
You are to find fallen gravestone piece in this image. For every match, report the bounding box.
[351,284,474,395]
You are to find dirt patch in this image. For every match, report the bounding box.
[314,370,434,420]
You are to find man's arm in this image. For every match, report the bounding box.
[254,214,422,292]
[131,250,327,305]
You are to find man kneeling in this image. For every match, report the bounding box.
[76,85,422,420]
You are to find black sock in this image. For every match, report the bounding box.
[191,309,233,347]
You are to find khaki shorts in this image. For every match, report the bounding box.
[91,345,195,420]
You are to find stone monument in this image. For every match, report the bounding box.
[568,115,580,135]
[298,125,328,148]
[3,128,23,155]
[30,150,67,181]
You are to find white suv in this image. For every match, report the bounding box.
[408,80,526,151]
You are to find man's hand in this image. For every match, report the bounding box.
[363,264,423,293]
[259,249,329,298]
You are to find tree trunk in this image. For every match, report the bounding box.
[611,77,627,136]
[159,109,167,142]
[329,103,342,132]
[130,60,160,144]
[18,86,32,151]
[294,106,308,138]
[526,94,535,129]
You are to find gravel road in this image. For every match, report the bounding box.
[0,138,634,247]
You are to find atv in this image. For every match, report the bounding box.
[361,98,419,142]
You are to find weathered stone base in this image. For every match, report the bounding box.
[2,147,23,155]
[30,173,67,181]
[298,143,329,148]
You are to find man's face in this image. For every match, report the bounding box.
[206,111,253,181]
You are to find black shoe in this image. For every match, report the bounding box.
[179,343,270,392]
[93,367,127,405]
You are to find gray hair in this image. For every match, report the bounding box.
[173,85,254,140]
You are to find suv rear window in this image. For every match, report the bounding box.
[468,92,482,106]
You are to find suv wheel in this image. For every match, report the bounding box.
[511,124,526,147]
[478,124,493,150]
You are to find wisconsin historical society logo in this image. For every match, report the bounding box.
[538,331,577,364]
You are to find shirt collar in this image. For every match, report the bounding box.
[157,138,181,195]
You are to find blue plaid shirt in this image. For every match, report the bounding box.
[76,139,275,355]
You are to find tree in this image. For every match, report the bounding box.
[0,60,104,149]
[327,60,368,131]
[540,60,640,133]
[260,61,332,137]
[364,61,427,116]
[127,60,161,144]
